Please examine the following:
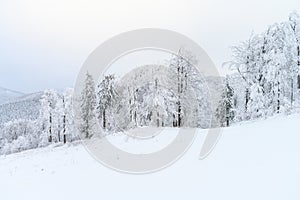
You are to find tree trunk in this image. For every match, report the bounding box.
[172,114,177,127]
[134,111,137,126]
[63,114,66,144]
[156,111,160,127]
[58,129,61,142]
[277,81,280,113]
[297,45,300,89]
[178,102,182,127]
[245,88,250,111]
[49,113,52,143]
[291,79,294,107]
[86,119,89,138]
[103,109,106,129]
[226,117,229,127]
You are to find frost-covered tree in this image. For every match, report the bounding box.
[216,77,235,127]
[227,11,300,121]
[97,75,117,130]
[39,89,59,143]
[79,72,96,138]
[287,12,300,107]
[62,88,75,143]
[169,48,205,127]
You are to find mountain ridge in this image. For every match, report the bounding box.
[0,87,24,105]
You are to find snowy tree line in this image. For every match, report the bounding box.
[80,10,300,133]
[78,48,212,138]
[218,11,300,126]
[1,11,300,155]
[93,12,300,129]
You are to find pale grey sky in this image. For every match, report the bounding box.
[0,0,299,93]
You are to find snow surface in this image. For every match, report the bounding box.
[0,114,299,200]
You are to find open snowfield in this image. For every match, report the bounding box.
[0,114,299,200]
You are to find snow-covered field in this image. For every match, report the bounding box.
[0,114,299,200]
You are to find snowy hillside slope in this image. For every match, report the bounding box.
[0,113,299,200]
[0,87,24,105]
[0,92,42,125]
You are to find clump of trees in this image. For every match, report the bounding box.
[218,11,300,126]
[0,88,77,155]
[77,48,212,138]
[79,10,300,132]
[0,119,41,154]
[40,88,77,144]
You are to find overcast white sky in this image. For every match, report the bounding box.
[0,0,299,93]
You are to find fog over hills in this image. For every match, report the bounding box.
[0,87,24,105]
